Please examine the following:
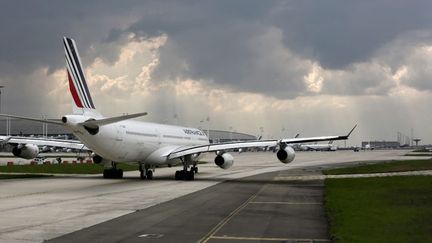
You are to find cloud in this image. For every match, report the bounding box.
[269,1,432,69]
[116,1,432,99]
[1,1,432,145]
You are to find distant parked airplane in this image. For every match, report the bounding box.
[300,141,338,151]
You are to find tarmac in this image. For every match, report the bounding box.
[0,150,428,242]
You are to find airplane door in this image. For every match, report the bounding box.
[116,125,125,142]
[155,128,162,147]
[116,125,128,159]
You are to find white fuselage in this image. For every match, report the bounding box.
[66,119,209,165]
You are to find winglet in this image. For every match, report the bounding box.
[341,124,357,139]
[347,124,357,137]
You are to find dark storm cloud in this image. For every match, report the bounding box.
[0,0,149,115]
[120,0,432,97]
[1,0,432,103]
[270,0,432,69]
[0,0,147,77]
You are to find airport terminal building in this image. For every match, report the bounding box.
[361,141,400,149]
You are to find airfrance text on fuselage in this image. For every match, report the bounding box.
[183,129,205,136]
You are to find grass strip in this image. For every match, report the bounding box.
[325,176,432,243]
[0,174,53,179]
[404,153,432,157]
[0,163,138,174]
[324,159,432,175]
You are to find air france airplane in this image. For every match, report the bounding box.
[0,37,356,180]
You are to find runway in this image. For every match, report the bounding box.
[0,150,426,242]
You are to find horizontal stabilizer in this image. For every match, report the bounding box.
[80,112,148,128]
[0,114,63,125]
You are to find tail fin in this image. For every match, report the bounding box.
[63,37,99,116]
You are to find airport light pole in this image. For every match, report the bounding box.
[206,116,210,140]
[199,119,204,130]
[0,86,5,135]
[0,85,3,114]
[173,113,178,125]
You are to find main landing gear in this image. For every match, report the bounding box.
[139,164,153,180]
[175,164,198,181]
[103,163,123,179]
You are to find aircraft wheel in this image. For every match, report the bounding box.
[186,170,194,181]
[140,170,146,180]
[103,169,109,179]
[146,170,153,180]
[175,170,182,180]
[103,169,117,179]
[117,169,123,179]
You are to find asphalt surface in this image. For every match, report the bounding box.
[48,168,329,243]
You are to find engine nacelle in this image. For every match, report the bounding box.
[276,146,295,164]
[92,154,113,168]
[92,154,104,164]
[41,146,53,152]
[12,144,39,159]
[214,153,234,169]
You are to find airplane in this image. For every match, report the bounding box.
[299,141,338,151]
[363,142,375,150]
[0,37,357,180]
[0,135,87,159]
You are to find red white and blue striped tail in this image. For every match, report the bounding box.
[63,37,99,116]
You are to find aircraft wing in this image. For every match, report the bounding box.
[168,140,278,159]
[0,135,89,150]
[168,125,356,159]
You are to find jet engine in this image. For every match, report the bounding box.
[12,144,39,159]
[92,154,104,164]
[214,153,234,169]
[276,146,295,164]
[41,146,53,152]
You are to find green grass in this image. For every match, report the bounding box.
[0,174,53,179]
[0,163,138,174]
[324,159,432,175]
[405,153,432,157]
[412,148,431,153]
[325,176,432,243]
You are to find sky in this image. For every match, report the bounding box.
[1,0,432,146]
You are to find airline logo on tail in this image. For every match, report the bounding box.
[63,37,95,109]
